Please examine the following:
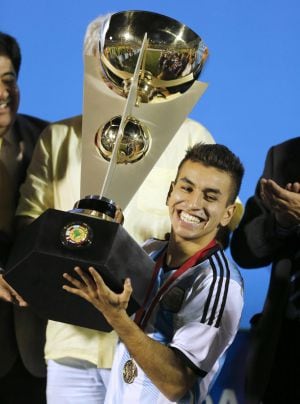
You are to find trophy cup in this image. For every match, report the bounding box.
[4,10,209,332]
[80,10,209,208]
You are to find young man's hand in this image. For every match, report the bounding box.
[115,205,124,225]
[62,267,132,323]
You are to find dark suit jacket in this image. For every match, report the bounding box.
[0,113,49,377]
[230,137,300,401]
[230,137,300,269]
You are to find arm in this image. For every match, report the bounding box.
[15,126,55,229]
[0,130,52,302]
[63,267,196,401]
[1,130,54,302]
[231,179,300,268]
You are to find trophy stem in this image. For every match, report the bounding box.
[99,33,148,199]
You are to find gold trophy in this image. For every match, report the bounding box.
[5,10,209,331]
[80,10,208,212]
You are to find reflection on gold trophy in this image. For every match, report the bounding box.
[80,10,209,214]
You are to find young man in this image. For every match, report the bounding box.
[63,143,245,403]
[0,31,48,403]
[14,12,241,404]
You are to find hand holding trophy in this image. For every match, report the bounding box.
[4,10,209,332]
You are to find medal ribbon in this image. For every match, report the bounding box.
[135,239,218,330]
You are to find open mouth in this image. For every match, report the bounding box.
[179,210,206,225]
[0,99,10,110]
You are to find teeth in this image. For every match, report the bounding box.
[180,211,201,224]
[0,100,10,109]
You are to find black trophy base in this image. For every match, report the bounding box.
[5,209,154,332]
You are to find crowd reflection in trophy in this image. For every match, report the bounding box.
[103,45,208,86]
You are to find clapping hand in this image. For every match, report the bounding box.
[260,178,300,228]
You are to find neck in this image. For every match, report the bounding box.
[166,234,216,267]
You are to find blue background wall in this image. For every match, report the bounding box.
[2,0,300,328]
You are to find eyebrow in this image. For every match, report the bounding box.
[178,176,194,186]
[178,176,222,195]
[1,71,16,79]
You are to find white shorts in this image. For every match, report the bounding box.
[47,359,111,404]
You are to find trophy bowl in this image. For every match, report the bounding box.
[99,10,209,102]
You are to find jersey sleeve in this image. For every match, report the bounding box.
[169,253,244,374]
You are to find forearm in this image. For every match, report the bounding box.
[108,311,195,401]
[63,268,196,400]
[16,132,54,224]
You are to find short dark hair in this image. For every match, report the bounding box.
[176,143,244,204]
[0,32,21,77]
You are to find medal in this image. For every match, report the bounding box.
[123,358,138,383]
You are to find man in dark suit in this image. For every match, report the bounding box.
[0,31,49,403]
[230,137,300,404]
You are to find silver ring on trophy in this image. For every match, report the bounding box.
[71,195,117,222]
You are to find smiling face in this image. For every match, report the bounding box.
[167,160,236,250]
[0,55,19,137]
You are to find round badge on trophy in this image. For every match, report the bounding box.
[60,222,93,249]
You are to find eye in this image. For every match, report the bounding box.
[205,193,218,202]
[1,74,17,88]
[181,185,193,192]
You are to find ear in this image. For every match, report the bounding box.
[166,181,175,206]
[220,203,236,227]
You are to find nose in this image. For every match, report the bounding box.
[187,191,203,209]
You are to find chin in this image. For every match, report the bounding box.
[0,114,15,131]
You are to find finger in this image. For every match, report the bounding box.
[11,290,28,307]
[0,277,28,306]
[62,284,92,303]
[260,179,269,200]
[122,278,133,301]
[74,266,96,290]
[260,181,273,206]
[88,267,116,298]
[261,180,293,211]
[0,287,14,303]
[290,182,300,193]
[260,178,267,186]
[63,272,84,289]
[115,206,124,224]
[88,267,107,290]
[13,295,28,307]
[286,182,300,192]
[264,179,289,199]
